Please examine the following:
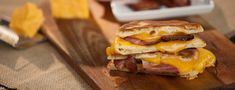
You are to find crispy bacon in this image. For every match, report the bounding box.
[141,61,179,76]
[114,57,138,72]
[113,58,179,75]
[128,0,161,11]
[158,0,190,7]
[124,34,194,45]
[161,34,194,42]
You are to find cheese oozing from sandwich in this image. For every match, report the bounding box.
[142,48,216,79]
[106,46,116,56]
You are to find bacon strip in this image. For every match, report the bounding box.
[114,57,137,72]
[112,58,179,75]
[161,34,194,42]
[141,61,179,76]
[128,0,161,11]
[124,34,194,45]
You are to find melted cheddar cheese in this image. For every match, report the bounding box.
[155,40,190,53]
[143,48,216,77]
[106,46,115,56]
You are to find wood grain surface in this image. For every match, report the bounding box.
[41,0,235,90]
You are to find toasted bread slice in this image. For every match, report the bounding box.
[108,48,198,60]
[118,20,203,38]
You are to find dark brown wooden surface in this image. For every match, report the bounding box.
[41,0,235,90]
[200,31,235,85]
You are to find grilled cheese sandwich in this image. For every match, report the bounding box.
[106,20,216,80]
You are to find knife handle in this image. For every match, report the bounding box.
[0,25,19,46]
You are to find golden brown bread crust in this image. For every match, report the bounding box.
[119,20,202,31]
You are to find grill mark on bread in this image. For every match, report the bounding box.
[178,48,197,58]
[149,30,156,35]
[124,34,194,45]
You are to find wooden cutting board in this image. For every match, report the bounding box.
[40,1,235,90]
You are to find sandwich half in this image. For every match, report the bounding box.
[106,20,216,80]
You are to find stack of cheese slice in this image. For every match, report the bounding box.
[106,20,216,80]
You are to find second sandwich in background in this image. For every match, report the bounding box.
[106,20,216,80]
